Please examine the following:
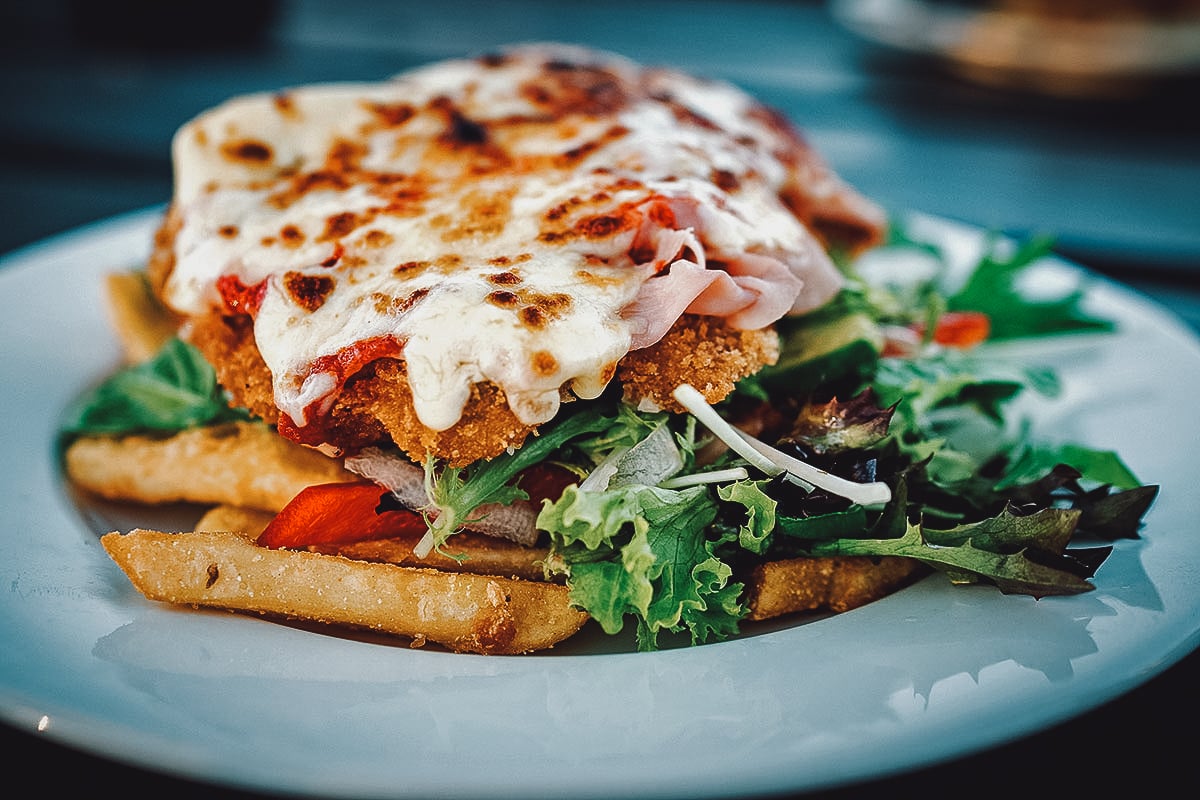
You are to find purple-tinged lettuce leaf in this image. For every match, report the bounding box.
[808,519,1098,597]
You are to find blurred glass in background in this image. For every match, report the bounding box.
[1,0,1196,327]
[830,0,1200,98]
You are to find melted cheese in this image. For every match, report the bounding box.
[162,43,882,433]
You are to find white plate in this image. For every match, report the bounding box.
[2,207,1199,799]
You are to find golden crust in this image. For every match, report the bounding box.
[743,556,925,620]
[617,315,779,412]
[340,358,539,466]
[147,205,182,302]
[185,309,778,466]
[186,313,283,426]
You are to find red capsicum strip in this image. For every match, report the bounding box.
[257,480,426,549]
[920,311,991,348]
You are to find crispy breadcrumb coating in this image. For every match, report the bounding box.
[617,315,779,412]
[185,310,775,466]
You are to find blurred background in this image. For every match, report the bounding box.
[1,0,1198,797]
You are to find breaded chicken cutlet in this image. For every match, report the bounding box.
[149,43,886,464]
[183,307,781,465]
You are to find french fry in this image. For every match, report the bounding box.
[101,529,590,655]
[196,504,554,582]
[103,270,179,363]
[195,505,275,538]
[65,421,355,511]
[744,556,923,621]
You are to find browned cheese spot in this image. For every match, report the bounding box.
[554,124,630,168]
[320,211,364,242]
[284,271,336,312]
[218,225,239,238]
[530,350,558,377]
[530,291,571,318]
[392,255,461,280]
[360,228,394,249]
[652,92,722,132]
[711,168,740,192]
[576,267,624,288]
[486,290,520,308]
[272,92,299,119]
[220,138,274,165]
[441,189,514,242]
[280,224,306,248]
[325,138,368,172]
[364,101,416,127]
[520,59,630,116]
[374,287,429,316]
[544,201,572,222]
[268,171,351,209]
[430,96,490,147]
[608,175,642,190]
[487,269,522,284]
[321,243,345,268]
[541,178,646,239]
[374,174,428,218]
[556,119,581,140]
[478,51,509,68]
[520,306,546,327]
[394,260,429,277]
[576,208,638,239]
[538,201,641,245]
[422,96,512,177]
[519,292,571,329]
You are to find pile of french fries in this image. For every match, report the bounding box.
[72,271,921,655]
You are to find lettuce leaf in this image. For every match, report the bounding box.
[420,406,614,555]
[61,337,250,436]
[715,479,776,555]
[539,483,745,650]
[807,516,1102,597]
[944,233,1114,340]
[878,221,1114,340]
